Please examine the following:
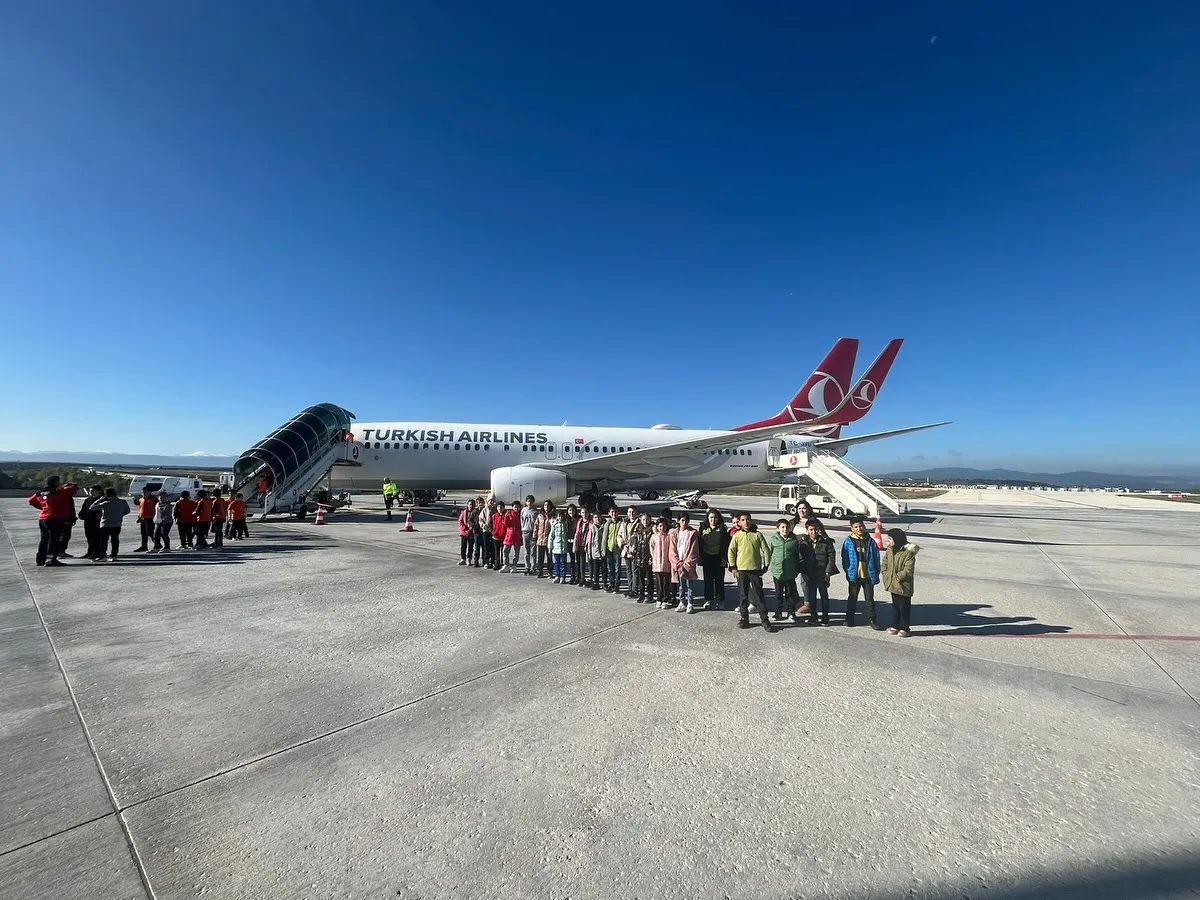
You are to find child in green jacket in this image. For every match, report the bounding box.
[768,519,802,622]
[882,528,919,636]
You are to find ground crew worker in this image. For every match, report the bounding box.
[211,491,227,547]
[174,490,198,548]
[194,490,214,549]
[135,485,157,552]
[27,476,79,567]
[382,477,400,521]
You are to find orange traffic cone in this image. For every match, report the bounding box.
[403,509,415,532]
[872,514,884,549]
[314,506,325,525]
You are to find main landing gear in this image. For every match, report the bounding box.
[578,489,618,514]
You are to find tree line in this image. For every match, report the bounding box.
[0,466,132,493]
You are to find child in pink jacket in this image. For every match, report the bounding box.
[649,518,672,609]
[668,512,701,613]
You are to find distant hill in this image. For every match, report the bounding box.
[0,451,236,469]
[874,467,1200,491]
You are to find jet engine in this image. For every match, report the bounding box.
[490,466,571,506]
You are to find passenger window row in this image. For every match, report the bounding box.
[367,443,652,453]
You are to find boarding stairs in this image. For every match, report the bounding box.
[768,447,902,516]
[232,403,363,519]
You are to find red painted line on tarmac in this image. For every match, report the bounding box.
[957,633,1200,642]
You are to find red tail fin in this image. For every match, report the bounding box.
[733,338,859,431]
[832,338,903,425]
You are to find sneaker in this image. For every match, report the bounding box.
[107,555,118,562]
[58,551,74,558]
[738,619,751,630]
[133,547,147,553]
[457,560,467,566]
[686,604,696,614]
[899,629,911,637]
[870,622,885,631]
[701,601,714,611]
[45,559,65,567]
[821,616,830,626]
[787,614,798,623]
[676,602,687,612]
[655,601,664,609]
[762,620,778,633]
[887,627,899,635]
[772,611,784,621]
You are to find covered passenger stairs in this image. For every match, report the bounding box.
[768,446,902,516]
[233,403,363,519]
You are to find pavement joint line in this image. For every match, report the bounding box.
[947,632,1200,641]
[1071,686,1126,706]
[0,512,159,900]
[1014,520,1200,708]
[0,811,115,860]
[115,607,662,815]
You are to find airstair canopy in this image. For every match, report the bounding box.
[234,403,355,489]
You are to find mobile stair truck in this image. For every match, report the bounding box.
[767,443,904,519]
[230,403,363,519]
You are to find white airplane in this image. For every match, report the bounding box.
[334,339,947,510]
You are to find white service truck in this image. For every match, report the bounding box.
[127,474,206,501]
[777,486,849,520]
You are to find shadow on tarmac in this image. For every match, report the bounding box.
[60,534,320,567]
[929,510,1091,523]
[913,603,1072,636]
[903,847,1200,899]
[904,530,1096,547]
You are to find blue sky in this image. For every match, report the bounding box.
[2,1,1198,472]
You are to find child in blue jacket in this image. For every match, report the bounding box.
[841,516,882,629]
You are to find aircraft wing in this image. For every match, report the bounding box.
[810,422,952,453]
[529,416,842,481]
[528,419,952,483]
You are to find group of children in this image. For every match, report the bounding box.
[27,478,253,564]
[455,496,919,634]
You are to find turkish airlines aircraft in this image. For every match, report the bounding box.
[334,338,947,508]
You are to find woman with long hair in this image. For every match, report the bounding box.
[698,508,732,610]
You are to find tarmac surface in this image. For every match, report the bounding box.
[2,493,1198,899]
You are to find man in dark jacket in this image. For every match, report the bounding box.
[58,492,79,557]
[79,485,105,560]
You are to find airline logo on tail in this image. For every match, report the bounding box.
[733,338,902,432]
[733,338,859,431]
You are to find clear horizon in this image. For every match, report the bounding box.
[2,3,1199,468]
